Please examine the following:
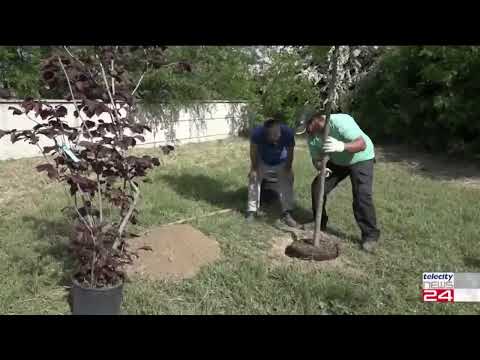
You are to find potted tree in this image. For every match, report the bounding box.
[0,46,189,315]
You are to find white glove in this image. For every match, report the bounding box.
[314,161,332,178]
[323,136,345,153]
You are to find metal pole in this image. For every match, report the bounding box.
[313,46,340,247]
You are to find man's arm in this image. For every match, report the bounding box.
[250,142,258,171]
[324,116,367,154]
[284,127,295,171]
[285,146,294,171]
[337,116,367,153]
[344,136,366,153]
[308,135,321,170]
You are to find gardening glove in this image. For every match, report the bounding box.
[323,136,345,153]
[314,161,332,178]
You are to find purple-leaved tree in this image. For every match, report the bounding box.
[0,46,191,288]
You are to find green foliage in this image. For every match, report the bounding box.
[300,46,331,66]
[140,46,319,130]
[0,47,47,97]
[140,46,255,105]
[351,46,480,156]
[248,49,319,128]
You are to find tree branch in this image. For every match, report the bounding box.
[313,45,340,247]
[57,56,94,142]
[24,112,41,125]
[91,246,96,288]
[63,46,84,66]
[131,72,146,96]
[96,173,103,223]
[63,46,95,80]
[98,57,119,121]
[98,56,125,154]
[113,181,139,250]
[131,47,150,96]
[31,138,92,231]
[111,59,115,96]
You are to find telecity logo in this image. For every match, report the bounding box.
[423,273,454,289]
[422,273,455,302]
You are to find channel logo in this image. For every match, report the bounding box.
[423,272,454,289]
[422,272,480,303]
[422,273,455,303]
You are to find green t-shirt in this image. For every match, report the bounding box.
[308,113,375,166]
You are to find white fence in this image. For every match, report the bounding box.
[0,100,247,161]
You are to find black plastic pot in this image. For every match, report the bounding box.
[71,279,124,315]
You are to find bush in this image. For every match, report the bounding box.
[351,46,480,157]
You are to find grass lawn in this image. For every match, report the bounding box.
[0,138,479,315]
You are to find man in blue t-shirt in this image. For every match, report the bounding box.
[247,118,297,227]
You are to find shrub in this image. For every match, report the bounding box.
[351,46,480,157]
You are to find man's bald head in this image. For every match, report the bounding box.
[264,119,281,144]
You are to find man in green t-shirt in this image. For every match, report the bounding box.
[306,112,380,252]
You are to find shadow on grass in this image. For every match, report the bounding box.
[161,173,321,227]
[160,172,362,241]
[377,144,480,184]
[296,220,359,243]
[160,173,248,212]
[21,215,74,311]
[326,227,360,244]
[464,256,480,269]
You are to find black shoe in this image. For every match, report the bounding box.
[282,211,299,228]
[246,211,256,222]
[361,240,378,253]
[257,209,267,217]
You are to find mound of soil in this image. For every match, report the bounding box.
[268,235,365,279]
[126,224,221,281]
[285,239,340,261]
[272,220,341,261]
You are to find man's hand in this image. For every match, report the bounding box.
[248,169,258,181]
[314,160,332,178]
[323,136,345,153]
[284,163,293,175]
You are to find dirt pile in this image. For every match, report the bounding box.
[126,224,221,281]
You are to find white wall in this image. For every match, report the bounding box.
[0,100,247,161]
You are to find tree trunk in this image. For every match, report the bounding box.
[313,46,340,247]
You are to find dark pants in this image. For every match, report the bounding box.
[311,159,380,242]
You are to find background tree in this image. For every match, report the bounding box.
[139,46,254,104]
[299,46,385,112]
[0,47,53,98]
[246,46,319,128]
[350,46,480,157]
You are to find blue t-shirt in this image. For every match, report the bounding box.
[251,124,295,166]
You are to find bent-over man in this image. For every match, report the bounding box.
[247,118,297,227]
[307,113,380,252]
